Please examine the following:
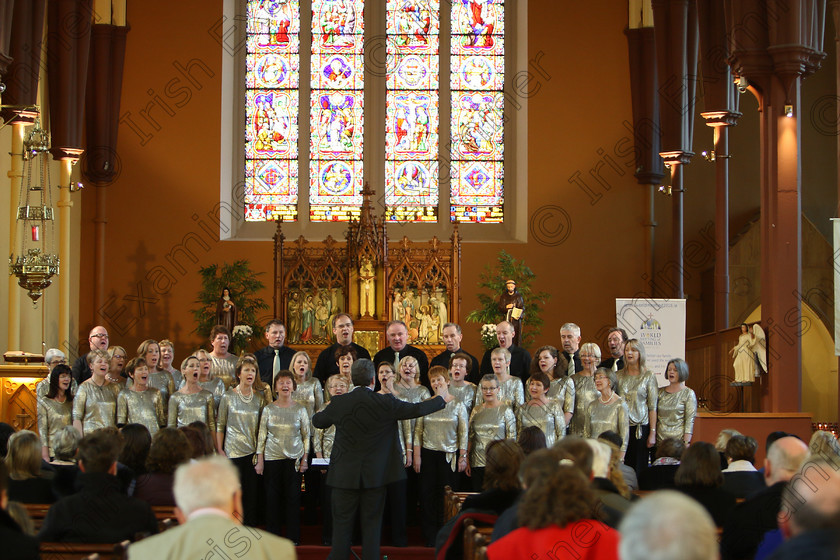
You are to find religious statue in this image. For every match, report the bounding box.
[359,259,376,317]
[216,287,237,332]
[731,322,768,385]
[498,279,524,346]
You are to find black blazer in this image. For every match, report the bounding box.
[312,387,444,489]
[254,345,297,384]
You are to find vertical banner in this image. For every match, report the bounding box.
[616,298,686,387]
[833,219,840,355]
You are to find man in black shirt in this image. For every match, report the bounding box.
[254,319,297,386]
[312,313,371,383]
[480,321,531,383]
[373,320,429,386]
[71,325,110,384]
[430,323,480,382]
[599,327,627,371]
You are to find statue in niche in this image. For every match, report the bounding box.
[216,287,237,332]
[287,291,302,343]
[359,259,376,317]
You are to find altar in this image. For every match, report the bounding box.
[272,184,462,362]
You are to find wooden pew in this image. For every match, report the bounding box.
[40,540,129,560]
[24,503,178,533]
[443,485,478,522]
[463,517,493,560]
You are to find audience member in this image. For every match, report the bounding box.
[134,428,191,507]
[597,430,638,490]
[721,436,809,560]
[0,461,39,559]
[638,437,685,490]
[179,426,209,459]
[807,430,840,464]
[517,426,547,455]
[714,427,743,470]
[487,449,620,559]
[6,500,35,536]
[765,458,840,560]
[127,456,296,559]
[5,430,55,504]
[619,490,718,560]
[587,438,632,527]
[187,421,216,456]
[674,441,736,527]
[462,439,524,514]
[119,424,152,477]
[38,428,157,543]
[0,422,16,458]
[722,434,765,499]
[49,426,82,499]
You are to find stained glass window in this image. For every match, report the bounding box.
[242,0,507,225]
[384,1,440,223]
[450,0,504,223]
[244,0,301,222]
[309,0,365,222]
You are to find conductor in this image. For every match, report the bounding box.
[312,358,445,560]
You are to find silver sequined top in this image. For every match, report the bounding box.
[37,398,72,457]
[147,371,176,405]
[167,390,216,432]
[584,396,630,453]
[117,388,165,435]
[616,369,659,425]
[394,384,431,448]
[292,378,325,419]
[475,376,525,411]
[468,404,516,468]
[257,402,311,465]
[450,383,477,413]
[199,377,227,412]
[210,355,239,389]
[568,373,599,437]
[656,387,697,443]
[518,399,566,448]
[414,398,468,454]
[547,376,575,414]
[72,380,120,435]
[217,388,268,458]
[313,402,336,458]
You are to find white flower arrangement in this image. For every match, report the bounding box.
[480,323,498,350]
[232,325,253,337]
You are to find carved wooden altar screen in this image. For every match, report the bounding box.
[274,185,461,359]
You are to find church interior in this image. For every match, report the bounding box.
[0,0,839,555]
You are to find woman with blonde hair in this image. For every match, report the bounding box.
[137,339,176,405]
[73,349,120,436]
[568,342,601,437]
[168,355,216,431]
[5,430,55,504]
[290,350,324,417]
[616,339,658,473]
[117,357,166,436]
[191,349,226,412]
[476,347,524,411]
[585,368,629,460]
[467,374,517,490]
[808,430,840,462]
[106,346,127,386]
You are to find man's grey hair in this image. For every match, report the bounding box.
[53,426,81,462]
[585,439,611,478]
[560,323,581,336]
[173,456,240,516]
[767,436,809,485]
[442,323,461,334]
[351,358,375,387]
[619,491,717,560]
[45,348,65,364]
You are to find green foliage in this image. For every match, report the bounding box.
[465,250,551,349]
[191,260,270,353]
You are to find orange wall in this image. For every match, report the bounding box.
[76,1,837,370]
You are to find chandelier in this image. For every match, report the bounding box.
[9,118,60,303]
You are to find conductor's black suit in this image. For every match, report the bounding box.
[312,384,444,560]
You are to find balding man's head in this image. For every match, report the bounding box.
[766,436,809,486]
[779,458,840,539]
